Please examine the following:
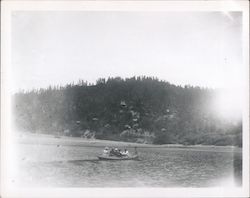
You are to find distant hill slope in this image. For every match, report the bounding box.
[13,76,242,146]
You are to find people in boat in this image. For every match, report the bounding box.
[109,148,122,157]
[106,147,130,157]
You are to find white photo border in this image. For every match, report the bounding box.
[1,1,249,197]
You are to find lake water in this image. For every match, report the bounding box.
[13,139,242,188]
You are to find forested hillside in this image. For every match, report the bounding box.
[13,76,242,146]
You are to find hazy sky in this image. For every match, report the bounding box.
[12,11,243,92]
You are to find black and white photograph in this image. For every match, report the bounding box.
[1,1,249,197]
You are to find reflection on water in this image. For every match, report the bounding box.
[15,144,242,187]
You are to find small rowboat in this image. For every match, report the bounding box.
[98,154,139,161]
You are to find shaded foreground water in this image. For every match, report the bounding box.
[13,135,242,187]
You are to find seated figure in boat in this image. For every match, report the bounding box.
[114,148,122,157]
[121,149,129,156]
[109,148,115,156]
[103,147,110,155]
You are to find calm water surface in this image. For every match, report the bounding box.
[14,142,242,187]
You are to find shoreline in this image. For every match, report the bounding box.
[14,131,242,152]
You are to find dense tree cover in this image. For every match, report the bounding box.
[13,76,242,146]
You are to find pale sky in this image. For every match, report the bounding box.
[12,11,243,92]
